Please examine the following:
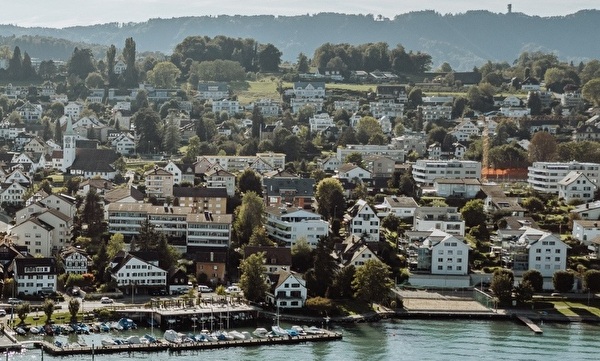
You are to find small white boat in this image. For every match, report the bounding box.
[101,338,117,346]
[252,327,269,338]
[126,336,141,344]
[291,325,306,336]
[271,326,288,337]
[228,330,245,340]
[164,329,182,344]
[15,327,26,336]
[241,331,252,340]
[303,326,324,335]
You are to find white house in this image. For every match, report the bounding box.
[413,207,465,236]
[293,82,325,98]
[571,220,600,245]
[528,161,600,194]
[557,171,597,203]
[433,178,481,198]
[412,159,482,186]
[205,169,236,197]
[509,228,569,279]
[571,201,600,220]
[345,199,380,242]
[0,181,27,205]
[336,164,371,182]
[110,251,167,292]
[318,156,341,173]
[417,230,470,276]
[265,207,329,248]
[111,133,136,155]
[12,257,58,296]
[266,271,307,309]
[376,196,419,218]
[308,113,335,133]
[212,99,240,115]
[60,247,91,274]
[64,102,84,119]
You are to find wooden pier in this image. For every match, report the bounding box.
[29,332,342,356]
[517,315,543,334]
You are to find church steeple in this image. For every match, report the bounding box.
[62,115,76,172]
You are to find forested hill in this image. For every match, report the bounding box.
[1,10,599,70]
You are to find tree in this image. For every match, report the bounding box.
[522,197,545,213]
[156,233,180,270]
[553,270,574,293]
[67,47,96,79]
[248,227,275,247]
[43,299,55,324]
[352,259,393,307]
[297,53,310,73]
[93,241,109,283]
[137,220,160,251]
[251,107,263,139]
[133,107,162,153]
[381,214,401,233]
[233,192,265,246]
[16,302,30,324]
[315,178,346,220]
[107,233,125,259]
[345,152,364,167]
[583,269,600,293]
[147,61,181,88]
[258,43,282,72]
[514,280,534,305]
[80,188,105,239]
[238,252,268,302]
[122,37,138,87]
[106,44,117,87]
[189,59,246,82]
[528,131,557,162]
[527,91,543,115]
[522,269,544,293]
[408,87,423,107]
[291,238,313,273]
[237,169,263,196]
[582,78,600,106]
[68,298,80,322]
[491,269,514,305]
[85,72,104,89]
[162,117,181,154]
[306,237,337,297]
[7,46,23,80]
[356,116,383,144]
[460,199,487,228]
[22,52,36,80]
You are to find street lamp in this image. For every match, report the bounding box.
[191,316,198,335]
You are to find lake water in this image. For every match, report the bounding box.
[7,319,599,361]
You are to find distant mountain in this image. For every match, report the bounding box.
[0,10,598,71]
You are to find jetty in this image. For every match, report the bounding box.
[517,315,543,334]
[26,332,342,356]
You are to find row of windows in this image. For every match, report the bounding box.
[437,265,463,271]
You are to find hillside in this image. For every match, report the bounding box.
[0,10,599,70]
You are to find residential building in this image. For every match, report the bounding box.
[144,167,174,198]
[309,113,335,133]
[263,170,314,209]
[433,178,481,198]
[508,227,569,279]
[173,187,227,215]
[344,199,380,242]
[110,251,167,294]
[197,82,229,101]
[59,247,91,274]
[16,101,43,122]
[416,230,470,275]
[211,99,240,115]
[369,101,404,118]
[337,144,405,163]
[290,98,324,114]
[499,106,531,118]
[412,159,482,186]
[317,156,341,173]
[293,82,325,98]
[376,85,408,103]
[64,102,83,119]
[528,161,600,194]
[572,220,600,245]
[249,99,281,117]
[11,257,58,296]
[413,207,465,236]
[334,100,360,113]
[265,270,307,309]
[418,105,452,121]
[333,235,383,269]
[265,206,328,248]
[244,246,292,274]
[336,164,371,182]
[391,133,428,156]
[480,184,525,217]
[186,212,233,252]
[375,196,419,218]
[193,250,227,285]
[561,91,584,108]
[557,171,597,203]
[364,156,395,178]
[571,201,600,220]
[205,169,236,197]
[198,153,285,173]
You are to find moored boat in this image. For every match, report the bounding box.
[271,326,288,337]
[164,329,182,343]
[252,327,269,338]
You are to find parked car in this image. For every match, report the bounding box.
[7,298,22,305]
[225,286,241,294]
[0,309,6,316]
[100,297,113,304]
[198,285,213,293]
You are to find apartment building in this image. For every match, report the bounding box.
[528,161,600,194]
[413,206,465,236]
[345,199,380,242]
[265,207,328,248]
[412,159,481,186]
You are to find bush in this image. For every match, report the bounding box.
[305,297,334,314]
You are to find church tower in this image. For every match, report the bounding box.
[62,116,76,172]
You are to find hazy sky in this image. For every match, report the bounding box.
[1,0,597,28]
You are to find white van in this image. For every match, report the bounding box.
[198,285,213,293]
[226,285,241,294]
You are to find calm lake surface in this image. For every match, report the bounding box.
[8,319,599,361]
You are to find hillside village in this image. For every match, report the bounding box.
[0,36,599,311]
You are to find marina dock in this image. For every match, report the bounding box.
[517,315,543,334]
[28,332,343,356]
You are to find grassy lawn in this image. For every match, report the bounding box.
[236,80,280,104]
[547,300,600,318]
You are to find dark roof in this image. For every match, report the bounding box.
[244,246,292,266]
[75,139,99,149]
[104,186,145,203]
[71,149,119,172]
[191,251,228,263]
[13,257,57,275]
[197,82,228,91]
[173,186,227,198]
[130,251,159,263]
[263,177,314,198]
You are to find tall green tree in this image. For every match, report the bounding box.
[352,259,393,307]
[291,238,313,273]
[68,298,80,322]
[162,117,181,154]
[147,61,181,88]
[80,188,105,238]
[297,53,310,73]
[583,269,600,293]
[491,269,514,305]
[156,233,180,270]
[67,47,96,79]
[582,78,600,106]
[238,252,268,302]
[43,299,55,324]
[522,269,544,293]
[106,44,117,87]
[315,178,346,220]
[306,236,337,297]
[137,220,160,252]
[251,106,263,139]
[528,131,557,162]
[122,37,138,87]
[237,169,263,196]
[460,199,487,228]
[107,233,125,260]
[7,46,23,80]
[233,191,265,246]
[22,52,36,80]
[133,107,162,153]
[553,270,574,293]
[257,43,282,72]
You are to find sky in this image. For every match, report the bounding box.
[0,0,597,28]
